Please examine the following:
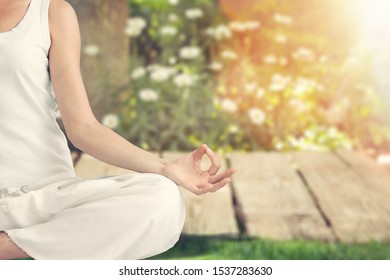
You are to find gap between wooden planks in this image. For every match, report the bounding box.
[228,151,334,241]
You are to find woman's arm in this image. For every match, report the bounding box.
[48,0,236,195]
[48,0,169,175]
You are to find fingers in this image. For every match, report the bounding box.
[191,172,236,195]
[210,177,231,192]
[205,146,221,176]
[194,161,237,195]
[191,144,207,162]
[208,167,237,184]
[193,178,231,195]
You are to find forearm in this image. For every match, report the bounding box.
[70,122,169,174]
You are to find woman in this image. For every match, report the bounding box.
[0,0,236,259]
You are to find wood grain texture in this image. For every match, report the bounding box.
[162,151,239,236]
[228,151,333,241]
[74,154,110,179]
[335,150,390,197]
[293,151,390,242]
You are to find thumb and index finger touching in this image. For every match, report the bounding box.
[193,144,238,176]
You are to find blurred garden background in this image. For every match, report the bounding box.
[70,0,390,155]
[67,0,390,259]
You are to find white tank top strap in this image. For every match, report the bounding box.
[39,0,51,54]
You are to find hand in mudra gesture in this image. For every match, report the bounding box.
[162,144,237,195]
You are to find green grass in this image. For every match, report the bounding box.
[149,235,390,260]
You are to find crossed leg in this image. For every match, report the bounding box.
[0,231,30,260]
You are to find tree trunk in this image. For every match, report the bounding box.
[67,0,129,121]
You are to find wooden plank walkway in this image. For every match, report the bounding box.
[227,152,334,241]
[292,152,390,242]
[73,150,390,243]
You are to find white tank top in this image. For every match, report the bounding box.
[0,0,75,188]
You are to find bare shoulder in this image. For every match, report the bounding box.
[48,0,79,37]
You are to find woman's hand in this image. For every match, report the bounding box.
[162,144,237,195]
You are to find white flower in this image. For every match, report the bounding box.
[160,26,178,36]
[289,98,306,112]
[273,13,293,25]
[221,50,238,60]
[248,108,266,125]
[229,21,260,32]
[215,25,232,39]
[147,64,164,72]
[125,26,142,37]
[269,74,291,92]
[256,88,265,98]
[84,44,99,56]
[150,67,172,82]
[209,62,223,71]
[173,74,194,87]
[378,155,390,165]
[275,142,284,150]
[221,98,238,113]
[169,57,177,65]
[138,89,159,102]
[229,21,248,32]
[126,17,147,30]
[292,84,308,96]
[131,67,146,80]
[179,46,201,59]
[125,17,147,37]
[185,8,203,19]
[205,27,214,36]
[168,0,179,5]
[245,21,261,30]
[207,25,232,40]
[228,124,239,134]
[292,77,317,96]
[292,47,315,61]
[269,83,285,92]
[245,83,257,93]
[263,54,277,64]
[275,34,288,44]
[279,57,288,66]
[102,113,120,129]
[168,13,179,22]
[272,74,291,84]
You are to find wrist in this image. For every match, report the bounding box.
[157,157,170,176]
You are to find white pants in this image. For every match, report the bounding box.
[0,173,186,260]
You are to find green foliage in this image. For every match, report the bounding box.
[114,0,248,153]
[108,0,390,152]
[150,235,390,260]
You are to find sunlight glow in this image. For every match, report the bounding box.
[356,0,390,115]
[357,0,390,46]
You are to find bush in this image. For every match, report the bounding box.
[106,0,390,153]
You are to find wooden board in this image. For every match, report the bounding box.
[335,150,390,197]
[293,151,390,242]
[228,151,334,241]
[162,151,239,236]
[74,154,110,179]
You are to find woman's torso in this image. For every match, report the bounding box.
[0,0,75,188]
